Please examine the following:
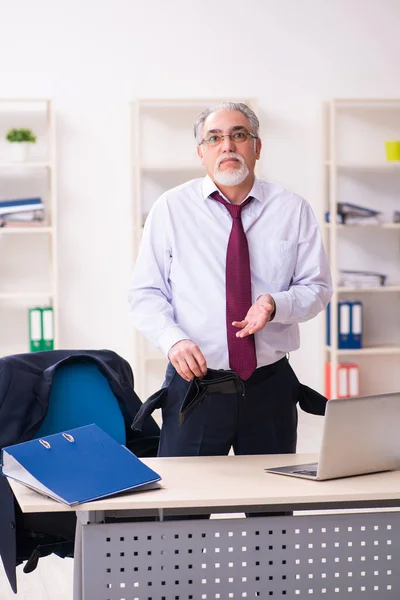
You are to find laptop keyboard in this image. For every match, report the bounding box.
[294,469,318,476]
[293,463,318,476]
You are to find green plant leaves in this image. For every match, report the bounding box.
[6,128,37,143]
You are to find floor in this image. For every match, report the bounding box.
[0,411,324,599]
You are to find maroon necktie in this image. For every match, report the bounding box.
[211,191,257,380]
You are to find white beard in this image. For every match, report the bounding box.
[214,154,249,186]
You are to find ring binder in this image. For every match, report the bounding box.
[1,424,162,506]
[39,439,51,449]
[29,308,42,352]
[41,307,54,351]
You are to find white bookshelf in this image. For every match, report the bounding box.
[323,98,400,398]
[0,99,58,356]
[131,97,257,399]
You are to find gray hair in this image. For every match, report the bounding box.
[194,102,259,144]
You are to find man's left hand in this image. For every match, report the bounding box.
[232,294,276,338]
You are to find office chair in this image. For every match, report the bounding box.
[34,362,126,444]
[18,362,129,576]
[0,348,160,593]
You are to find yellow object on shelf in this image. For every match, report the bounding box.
[385,140,400,161]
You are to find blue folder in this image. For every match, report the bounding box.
[349,301,363,349]
[0,197,43,209]
[326,301,363,350]
[326,301,351,348]
[326,303,331,346]
[1,424,161,506]
[338,301,351,348]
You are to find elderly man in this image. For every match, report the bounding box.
[129,102,332,459]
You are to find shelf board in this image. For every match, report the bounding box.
[324,161,400,172]
[0,291,54,300]
[0,226,53,234]
[0,98,51,103]
[324,223,400,229]
[333,98,400,108]
[0,162,52,169]
[337,285,400,293]
[325,345,400,356]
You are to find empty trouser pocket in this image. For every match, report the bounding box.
[298,384,328,416]
[132,387,168,431]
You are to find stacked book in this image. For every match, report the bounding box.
[339,270,387,288]
[325,202,381,225]
[0,197,45,227]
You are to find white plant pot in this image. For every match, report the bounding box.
[9,142,31,162]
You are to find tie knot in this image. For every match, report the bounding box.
[210,191,253,218]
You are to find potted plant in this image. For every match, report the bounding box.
[6,128,37,162]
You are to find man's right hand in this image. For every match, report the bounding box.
[168,340,208,382]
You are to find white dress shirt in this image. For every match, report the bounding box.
[128,176,332,369]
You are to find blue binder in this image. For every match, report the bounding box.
[338,301,351,348]
[1,424,161,506]
[326,301,352,348]
[326,303,331,346]
[349,301,363,349]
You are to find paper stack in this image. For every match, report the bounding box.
[325,202,381,225]
[339,270,387,288]
[0,197,45,227]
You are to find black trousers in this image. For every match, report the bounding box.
[158,357,299,519]
[158,357,300,458]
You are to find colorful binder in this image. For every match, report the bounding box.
[28,306,55,352]
[349,301,363,349]
[28,308,42,352]
[338,302,351,348]
[347,364,360,396]
[326,301,363,349]
[1,424,161,506]
[325,362,360,399]
[41,307,54,351]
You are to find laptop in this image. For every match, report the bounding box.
[265,392,400,480]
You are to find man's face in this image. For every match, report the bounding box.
[197,109,261,186]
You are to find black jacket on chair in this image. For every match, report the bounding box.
[0,349,160,593]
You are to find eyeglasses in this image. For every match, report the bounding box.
[200,131,258,146]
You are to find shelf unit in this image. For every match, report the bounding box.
[323,98,400,398]
[0,99,58,357]
[131,97,257,399]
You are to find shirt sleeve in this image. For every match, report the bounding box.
[128,196,189,356]
[271,199,333,324]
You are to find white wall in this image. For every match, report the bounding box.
[1,0,400,392]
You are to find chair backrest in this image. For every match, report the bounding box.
[34,362,126,444]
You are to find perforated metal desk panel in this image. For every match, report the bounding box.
[10,454,400,600]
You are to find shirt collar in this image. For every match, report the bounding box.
[202,174,264,205]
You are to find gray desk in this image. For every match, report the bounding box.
[9,453,400,599]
